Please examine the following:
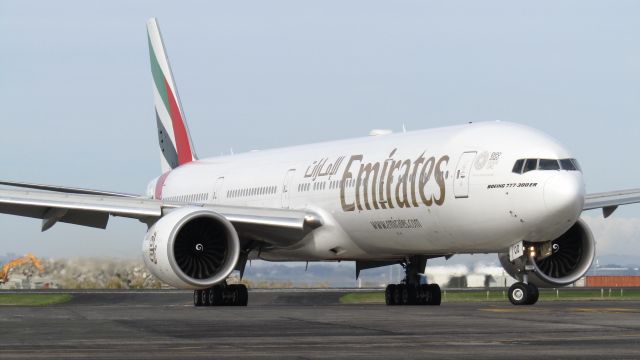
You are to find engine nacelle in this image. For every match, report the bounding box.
[499,218,595,287]
[142,207,240,289]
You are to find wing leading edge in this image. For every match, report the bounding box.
[584,188,640,218]
[0,187,322,247]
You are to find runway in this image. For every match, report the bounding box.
[1,289,640,359]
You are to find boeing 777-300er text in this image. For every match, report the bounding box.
[1,18,639,306]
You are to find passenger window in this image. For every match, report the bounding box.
[512,159,524,174]
[539,159,560,171]
[523,159,538,173]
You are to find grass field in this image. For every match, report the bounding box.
[0,294,73,306]
[340,288,640,304]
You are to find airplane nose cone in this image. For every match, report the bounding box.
[544,173,584,220]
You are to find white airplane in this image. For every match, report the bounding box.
[2,18,639,306]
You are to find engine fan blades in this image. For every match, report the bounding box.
[536,226,583,278]
[174,218,229,279]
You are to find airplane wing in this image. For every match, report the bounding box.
[583,188,640,218]
[0,187,322,247]
[0,180,139,197]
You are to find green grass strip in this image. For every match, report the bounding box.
[339,289,640,304]
[0,294,73,306]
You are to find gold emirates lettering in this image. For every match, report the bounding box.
[340,149,449,212]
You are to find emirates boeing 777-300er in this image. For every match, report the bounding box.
[2,18,639,306]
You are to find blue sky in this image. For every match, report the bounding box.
[0,1,639,259]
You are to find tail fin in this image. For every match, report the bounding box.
[147,18,197,172]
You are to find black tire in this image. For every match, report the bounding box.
[194,290,203,307]
[226,285,237,306]
[419,284,430,305]
[392,284,402,305]
[226,285,234,306]
[407,285,418,305]
[400,285,410,305]
[216,285,226,306]
[385,285,396,305]
[508,282,530,305]
[207,287,218,306]
[526,283,539,305]
[427,284,441,305]
[201,288,210,306]
[238,284,249,306]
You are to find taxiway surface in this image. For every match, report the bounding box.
[1,289,640,359]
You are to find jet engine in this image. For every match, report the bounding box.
[142,207,240,289]
[499,218,595,287]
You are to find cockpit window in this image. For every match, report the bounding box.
[523,159,538,173]
[559,159,576,171]
[539,159,560,171]
[513,158,582,174]
[512,159,524,174]
[571,159,581,171]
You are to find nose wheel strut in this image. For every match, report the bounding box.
[508,258,540,305]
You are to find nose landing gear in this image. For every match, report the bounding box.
[508,281,539,305]
[384,256,441,306]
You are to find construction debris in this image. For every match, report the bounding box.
[0,256,163,290]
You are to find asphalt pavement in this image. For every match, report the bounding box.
[1,289,639,359]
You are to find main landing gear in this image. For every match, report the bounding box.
[385,256,441,306]
[193,282,248,307]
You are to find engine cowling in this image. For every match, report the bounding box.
[499,218,595,287]
[142,207,240,289]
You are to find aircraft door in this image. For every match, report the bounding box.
[281,169,296,208]
[454,151,477,198]
[212,176,224,203]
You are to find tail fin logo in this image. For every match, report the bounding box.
[147,18,197,172]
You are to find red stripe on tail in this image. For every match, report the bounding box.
[165,79,193,165]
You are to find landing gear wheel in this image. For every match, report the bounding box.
[201,289,209,306]
[508,282,530,305]
[208,286,222,306]
[427,284,441,305]
[399,285,411,305]
[226,285,239,306]
[407,285,418,305]
[230,284,248,306]
[384,256,442,306]
[194,290,203,307]
[419,284,429,305]
[392,284,403,305]
[238,284,249,306]
[201,288,210,306]
[526,283,539,305]
[385,284,397,305]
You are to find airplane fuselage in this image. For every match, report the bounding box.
[149,121,585,261]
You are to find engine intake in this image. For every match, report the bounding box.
[143,207,240,289]
[499,218,595,287]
